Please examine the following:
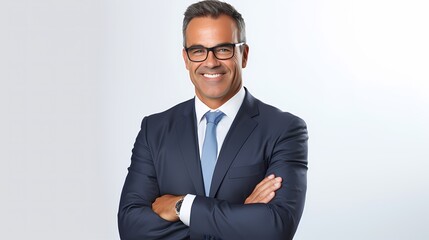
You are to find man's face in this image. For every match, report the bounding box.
[183,15,249,109]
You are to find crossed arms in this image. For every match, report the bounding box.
[152,174,283,221]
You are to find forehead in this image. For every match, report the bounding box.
[185,15,239,47]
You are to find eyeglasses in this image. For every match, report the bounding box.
[185,42,245,62]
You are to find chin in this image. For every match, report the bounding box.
[205,89,228,98]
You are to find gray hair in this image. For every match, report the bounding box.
[182,0,246,47]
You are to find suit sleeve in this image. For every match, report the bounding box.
[189,116,308,240]
[117,117,189,240]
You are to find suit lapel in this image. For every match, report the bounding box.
[209,91,259,197]
[175,100,206,195]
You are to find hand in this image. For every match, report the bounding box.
[244,174,282,204]
[152,194,184,222]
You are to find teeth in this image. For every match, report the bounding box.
[203,73,222,78]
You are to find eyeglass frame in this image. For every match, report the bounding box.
[184,42,246,62]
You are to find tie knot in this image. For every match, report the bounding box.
[205,111,224,125]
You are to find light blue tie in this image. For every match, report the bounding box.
[201,111,224,196]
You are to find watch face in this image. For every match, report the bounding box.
[175,198,183,215]
[176,199,183,210]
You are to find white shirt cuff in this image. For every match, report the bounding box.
[179,194,195,226]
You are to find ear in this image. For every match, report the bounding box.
[182,48,190,70]
[241,44,249,68]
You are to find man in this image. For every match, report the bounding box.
[118,1,308,239]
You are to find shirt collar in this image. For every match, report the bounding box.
[195,87,245,123]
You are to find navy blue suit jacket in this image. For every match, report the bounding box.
[118,89,308,240]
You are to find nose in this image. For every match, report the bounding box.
[204,50,221,68]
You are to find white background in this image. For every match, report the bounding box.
[1,0,428,239]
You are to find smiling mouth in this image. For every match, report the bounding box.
[203,73,223,78]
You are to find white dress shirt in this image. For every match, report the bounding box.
[179,87,245,226]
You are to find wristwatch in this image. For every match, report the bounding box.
[175,197,184,216]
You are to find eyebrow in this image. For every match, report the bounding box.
[186,42,234,49]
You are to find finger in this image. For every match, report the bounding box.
[254,174,275,189]
[260,191,276,203]
[252,174,276,195]
[246,177,282,204]
[252,178,281,202]
[253,177,282,199]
